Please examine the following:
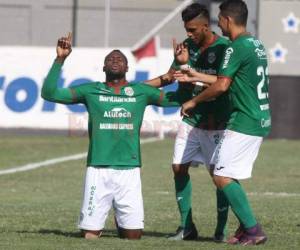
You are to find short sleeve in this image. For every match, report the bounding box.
[140,84,163,105]
[218,44,243,78]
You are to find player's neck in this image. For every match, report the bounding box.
[230,27,249,41]
[200,31,217,52]
[106,78,128,88]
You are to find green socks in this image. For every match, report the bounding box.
[174,175,193,228]
[215,188,229,236]
[222,181,257,229]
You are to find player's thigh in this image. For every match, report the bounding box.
[211,130,263,180]
[199,129,224,168]
[78,167,113,231]
[173,121,204,165]
[113,168,144,230]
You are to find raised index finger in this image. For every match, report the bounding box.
[172,38,177,53]
[67,32,72,43]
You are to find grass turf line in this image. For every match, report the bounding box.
[0,136,299,250]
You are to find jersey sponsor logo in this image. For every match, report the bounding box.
[99,123,134,130]
[247,38,263,48]
[208,52,216,64]
[261,118,271,128]
[99,95,136,103]
[124,87,134,96]
[222,47,234,69]
[189,50,199,62]
[104,107,132,118]
[255,48,267,59]
[260,103,269,111]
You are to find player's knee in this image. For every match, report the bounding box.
[82,230,102,239]
[172,163,190,176]
[119,228,142,240]
[213,175,232,189]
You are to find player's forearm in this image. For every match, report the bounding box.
[41,60,74,104]
[146,70,175,88]
[193,72,217,84]
[192,80,227,104]
[146,76,163,88]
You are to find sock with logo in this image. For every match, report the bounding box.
[174,175,193,228]
[222,181,257,229]
[214,188,229,237]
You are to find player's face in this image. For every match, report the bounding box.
[104,51,128,77]
[184,18,208,46]
[218,13,229,37]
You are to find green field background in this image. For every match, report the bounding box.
[0,135,299,250]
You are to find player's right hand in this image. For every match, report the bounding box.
[56,32,72,61]
[181,99,197,117]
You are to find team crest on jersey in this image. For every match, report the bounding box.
[189,50,198,62]
[124,87,134,96]
[208,52,216,64]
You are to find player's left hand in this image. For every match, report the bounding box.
[181,99,197,117]
[173,38,189,65]
[174,68,198,82]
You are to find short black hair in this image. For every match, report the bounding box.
[219,0,248,26]
[105,49,128,65]
[181,3,210,22]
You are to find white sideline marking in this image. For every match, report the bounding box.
[248,192,300,197]
[156,191,300,197]
[0,137,160,176]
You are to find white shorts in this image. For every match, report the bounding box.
[78,166,144,231]
[211,129,263,179]
[173,121,224,167]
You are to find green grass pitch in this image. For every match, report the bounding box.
[0,134,299,250]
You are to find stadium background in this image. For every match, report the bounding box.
[0,1,299,250]
[0,0,299,138]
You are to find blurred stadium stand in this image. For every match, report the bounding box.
[0,0,256,48]
[0,0,299,138]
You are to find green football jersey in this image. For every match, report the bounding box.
[42,62,180,168]
[218,34,271,137]
[172,35,231,130]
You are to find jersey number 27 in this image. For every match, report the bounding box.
[257,66,269,100]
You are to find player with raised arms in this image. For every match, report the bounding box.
[41,32,180,240]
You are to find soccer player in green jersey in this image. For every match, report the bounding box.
[41,33,179,240]
[147,3,231,241]
[180,0,270,246]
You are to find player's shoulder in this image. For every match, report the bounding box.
[128,82,159,95]
[215,34,230,46]
[127,81,150,90]
[231,34,255,48]
[70,81,99,89]
[208,34,230,54]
